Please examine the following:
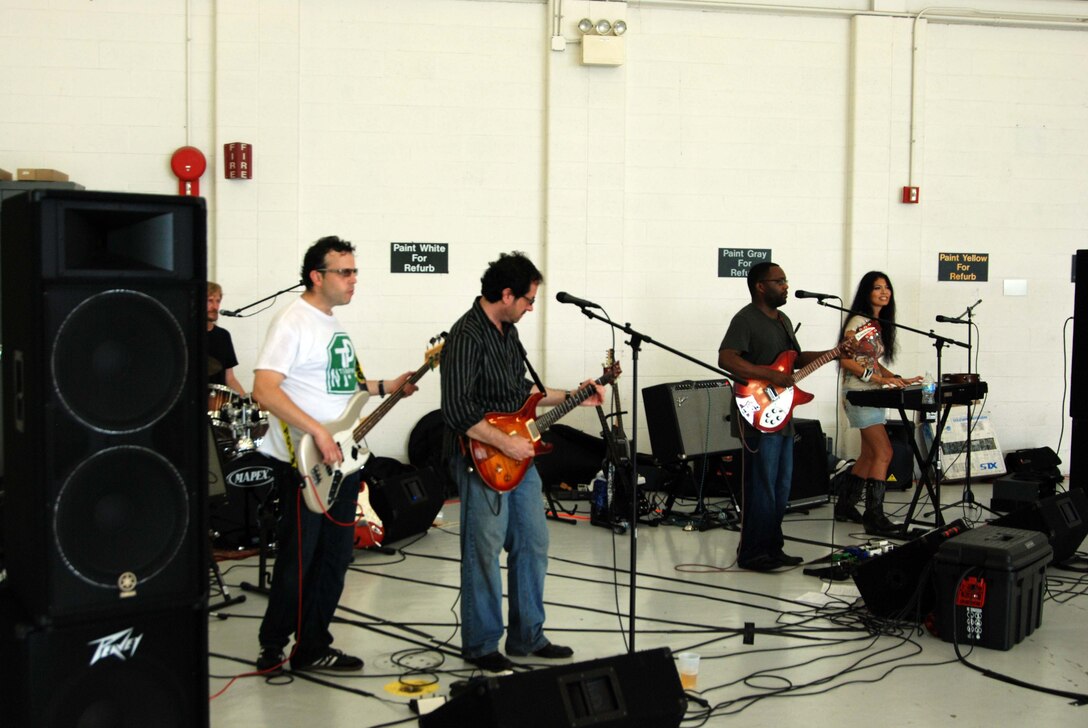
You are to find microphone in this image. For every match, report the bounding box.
[220,310,240,317]
[555,291,602,309]
[794,290,835,301]
[935,315,970,324]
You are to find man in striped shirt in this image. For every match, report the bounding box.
[441,251,604,674]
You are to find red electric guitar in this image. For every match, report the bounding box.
[733,346,841,433]
[470,364,620,493]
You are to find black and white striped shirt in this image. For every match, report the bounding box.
[440,297,534,458]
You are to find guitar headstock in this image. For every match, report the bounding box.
[600,361,622,385]
[425,332,447,369]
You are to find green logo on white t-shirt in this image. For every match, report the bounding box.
[326,333,356,393]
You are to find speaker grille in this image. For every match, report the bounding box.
[51,289,187,434]
[53,446,189,590]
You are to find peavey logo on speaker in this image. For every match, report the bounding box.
[226,464,275,488]
[88,627,143,666]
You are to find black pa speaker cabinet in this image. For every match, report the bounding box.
[992,489,1088,564]
[367,465,445,545]
[1,189,207,623]
[789,418,830,507]
[884,420,916,489]
[1073,419,1087,492]
[421,647,685,728]
[0,592,208,728]
[1072,250,1087,419]
[852,519,969,619]
[643,380,739,462]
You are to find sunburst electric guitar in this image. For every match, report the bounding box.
[298,334,445,515]
[471,364,620,493]
[733,346,841,433]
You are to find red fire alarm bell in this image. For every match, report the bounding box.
[224,142,253,180]
[171,146,207,196]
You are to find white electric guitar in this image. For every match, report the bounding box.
[298,334,445,514]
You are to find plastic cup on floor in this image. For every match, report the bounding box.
[676,651,700,690]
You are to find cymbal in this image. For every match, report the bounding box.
[208,356,224,376]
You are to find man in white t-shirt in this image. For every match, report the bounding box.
[253,235,417,675]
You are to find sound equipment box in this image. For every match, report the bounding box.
[852,519,969,619]
[1003,446,1062,481]
[934,526,1051,650]
[2,189,208,624]
[789,418,830,507]
[992,489,1088,565]
[716,418,830,509]
[420,647,685,728]
[884,420,916,490]
[366,464,445,545]
[642,380,739,462]
[0,592,208,728]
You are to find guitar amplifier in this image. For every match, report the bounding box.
[642,380,739,462]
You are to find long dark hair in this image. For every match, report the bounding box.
[840,270,897,361]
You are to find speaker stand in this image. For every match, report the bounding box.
[207,533,247,612]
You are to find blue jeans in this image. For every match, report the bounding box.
[738,431,793,563]
[451,453,550,659]
[258,456,359,662]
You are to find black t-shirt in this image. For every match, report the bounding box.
[207,325,239,386]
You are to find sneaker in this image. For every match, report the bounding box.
[291,648,364,672]
[531,643,574,659]
[256,647,285,676]
[465,651,516,673]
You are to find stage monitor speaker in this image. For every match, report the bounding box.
[789,418,830,507]
[1072,250,1087,419]
[1,189,207,623]
[992,489,1088,564]
[0,593,208,728]
[420,647,685,728]
[642,380,739,462]
[366,465,445,545]
[852,519,969,619]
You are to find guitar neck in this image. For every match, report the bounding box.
[792,346,841,385]
[535,377,606,433]
[353,361,433,441]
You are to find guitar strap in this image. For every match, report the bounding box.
[516,338,547,394]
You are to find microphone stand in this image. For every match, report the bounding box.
[808,299,968,533]
[567,304,743,653]
[220,282,304,317]
[939,300,994,517]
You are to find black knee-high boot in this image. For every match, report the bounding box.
[834,473,864,524]
[862,478,900,536]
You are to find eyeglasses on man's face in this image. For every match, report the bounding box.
[318,268,359,277]
[761,277,788,286]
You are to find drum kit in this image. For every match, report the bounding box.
[208,384,269,458]
[208,384,276,550]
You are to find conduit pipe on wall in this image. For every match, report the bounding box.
[631,0,1088,30]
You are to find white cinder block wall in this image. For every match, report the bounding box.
[1,0,1086,467]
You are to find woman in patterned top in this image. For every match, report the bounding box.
[836,271,921,536]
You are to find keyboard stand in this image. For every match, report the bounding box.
[896,402,954,534]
